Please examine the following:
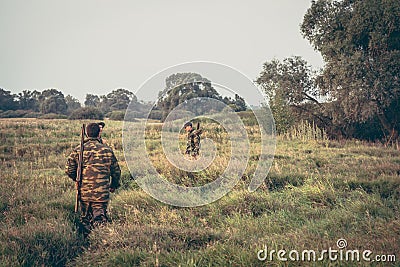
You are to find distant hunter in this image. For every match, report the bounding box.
[65,122,121,235]
[184,121,202,159]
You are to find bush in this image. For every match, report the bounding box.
[39,113,68,119]
[127,110,145,119]
[69,107,104,120]
[23,112,42,118]
[123,111,142,122]
[0,109,32,118]
[109,111,125,121]
[148,110,162,120]
[237,110,258,126]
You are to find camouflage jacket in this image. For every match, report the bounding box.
[65,137,121,202]
[99,137,108,146]
[186,129,202,156]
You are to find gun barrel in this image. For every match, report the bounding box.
[74,124,85,213]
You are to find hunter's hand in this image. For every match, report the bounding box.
[110,188,115,193]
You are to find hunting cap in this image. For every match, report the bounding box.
[184,121,192,128]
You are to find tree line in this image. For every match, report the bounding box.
[0,88,143,120]
[0,73,247,121]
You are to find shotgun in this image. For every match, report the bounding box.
[74,124,85,213]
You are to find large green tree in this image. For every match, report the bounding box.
[157,73,247,121]
[99,89,137,114]
[39,89,68,114]
[256,56,331,133]
[17,90,40,111]
[0,89,18,110]
[84,94,100,107]
[301,0,400,140]
[65,95,81,115]
[157,73,220,121]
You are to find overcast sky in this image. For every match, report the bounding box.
[0,0,323,103]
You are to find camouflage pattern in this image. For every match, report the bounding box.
[99,137,108,146]
[185,129,202,157]
[65,137,121,202]
[80,201,108,234]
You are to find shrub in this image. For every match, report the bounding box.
[23,112,42,118]
[237,110,258,126]
[0,110,30,118]
[148,110,162,120]
[69,107,104,120]
[127,110,145,119]
[109,111,125,121]
[123,111,142,122]
[39,113,68,119]
[0,110,44,118]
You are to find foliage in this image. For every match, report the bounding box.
[301,0,400,140]
[269,92,295,134]
[23,111,42,118]
[256,56,332,133]
[232,93,247,112]
[256,0,400,141]
[148,109,162,120]
[125,101,154,119]
[108,110,125,121]
[0,88,18,110]
[39,113,68,119]
[68,107,104,120]
[0,88,148,120]
[156,73,247,121]
[0,109,31,118]
[99,88,137,114]
[282,120,328,141]
[84,94,100,107]
[16,90,40,111]
[257,56,319,106]
[65,95,81,115]
[39,89,68,114]
[237,110,258,126]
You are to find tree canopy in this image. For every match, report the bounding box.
[0,89,18,111]
[258,0,399,140]
[156,73,247,121]
[38,89,68,115]
[99,88,137,114]
[256,56,326,133]
[301,0,400,140]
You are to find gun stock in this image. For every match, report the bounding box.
[74,124,85,213]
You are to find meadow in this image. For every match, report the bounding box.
[0,118,399,266]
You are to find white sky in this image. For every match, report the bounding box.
[0,0,323,103]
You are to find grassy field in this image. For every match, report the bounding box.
[0,118,399,266]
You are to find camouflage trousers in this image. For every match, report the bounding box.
[80,201,109,234]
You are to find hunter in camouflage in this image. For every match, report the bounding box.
[65,123,121,233]
[184,121,202,158]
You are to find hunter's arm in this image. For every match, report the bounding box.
[65,149,78,180]
[185,132,195,154]
[192,130,201,155]
[110,151,121,189]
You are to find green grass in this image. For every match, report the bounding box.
[0,118,399,266]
